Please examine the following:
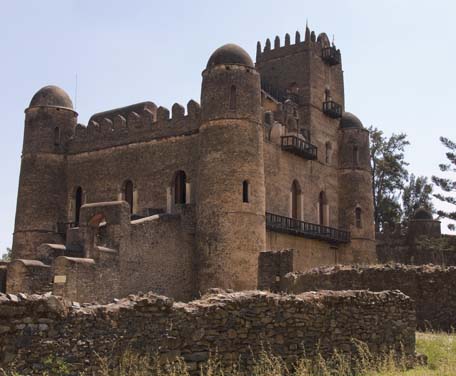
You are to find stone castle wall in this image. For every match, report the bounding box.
[283,264,456,330]
[0,290,415,375]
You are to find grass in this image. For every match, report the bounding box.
[2,332,456,375]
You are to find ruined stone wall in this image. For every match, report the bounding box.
[283,264,456,330]
[376,234,456,266]
[0,290,415,375]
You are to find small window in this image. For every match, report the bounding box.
[318,191,327,225]
[324,88,331,102]
[54,127,60,146]
[353,145,359,166]
[325,142,332,164]
[229,85,237,110]
[123,180,134,213]
[174,171,186,204]
[355,207,362,228]
[291,180,302,219]
[242,181,249,203]
[75,187,83,226]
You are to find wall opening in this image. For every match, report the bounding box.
[75,187,83,226]
[325,142,332,164]
[229,85,237,110]
[123,180,134,213]
[54,127,60,146]
[356,207,362,228]
[242,180,249,203]
[291,180,302,220]
[353,145,359,167]
[318,191,327,225]
[174,170,187,204]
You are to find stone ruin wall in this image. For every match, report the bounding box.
[0,290,415,375]
[282,264,456,331]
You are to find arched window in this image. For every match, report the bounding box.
[174,171,186,204]
[325,142,332,164]
[355,207,362,228]
[54,127,60,146]
[74,187,83,226]
[242,181,249,203]
[353,145,359,167]
[291,180,302,219]
[123,180,134,213]
[318,191,327,225]
[229,85,237,110]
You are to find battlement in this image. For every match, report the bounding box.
[69,99,201,153]
[256,27,339,64]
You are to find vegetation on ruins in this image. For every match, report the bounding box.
[432,137,456,230]
[2,332,452,376]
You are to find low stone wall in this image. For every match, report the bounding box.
[0,290,415,374]
[283,264,456,330]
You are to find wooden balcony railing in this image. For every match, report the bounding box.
[281,135,317,160]
[266,212,351,244]
[321,46,341,66]
[322,100,342,118]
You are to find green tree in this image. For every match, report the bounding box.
[369,126,410,231]
[432,137,456,230]
[1,247,12,262]
[402,174,434,221]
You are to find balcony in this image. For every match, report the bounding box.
[321,47,341,66]
[281,135,317,160]
[266,212,351,244]
[322,100,342,118]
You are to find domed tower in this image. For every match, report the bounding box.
[196,44,266,292]
[12,86,77,260]
[337,112,376,263]
[407,207,441,242]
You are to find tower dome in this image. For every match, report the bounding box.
[340,112,363,129]
[29,85,74,110]
[206,44,254,69]
[413,207,433,220]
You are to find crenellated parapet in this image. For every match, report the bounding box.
[69,99,201,153]
[256,26,340,65]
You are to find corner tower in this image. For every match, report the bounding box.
[12,86,77,259]
[196,44,266,292]
[337,112,376,262]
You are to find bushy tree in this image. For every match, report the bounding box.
[432,137,456,230]
[369,126,410,231]
[402,174,434,221]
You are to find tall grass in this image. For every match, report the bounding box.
[2,332,455,375]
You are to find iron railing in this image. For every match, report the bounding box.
[322,100,342,118]
[266,212,350,244]
[281,135,317,160]
[321,47,341,65]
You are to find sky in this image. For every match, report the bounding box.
[0,0,455,256]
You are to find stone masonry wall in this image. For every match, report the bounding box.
[283,264,456,330]
[0,290,415,375]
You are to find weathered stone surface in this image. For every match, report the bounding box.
[283,264,456,330]
[0,290,414,374]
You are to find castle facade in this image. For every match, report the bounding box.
[6,27,376,302]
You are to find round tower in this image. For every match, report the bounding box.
[196,44,266,292]
[12,86,77,260]
[337,112,376,263]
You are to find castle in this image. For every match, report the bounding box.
[4,26,376,302]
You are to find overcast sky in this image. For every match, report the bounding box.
[1,0,455,255]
